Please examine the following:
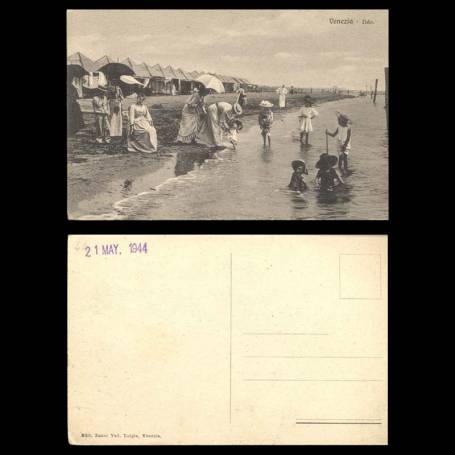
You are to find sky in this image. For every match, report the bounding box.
[67,10,388,90]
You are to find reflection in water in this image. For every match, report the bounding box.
[174,149,211,176]
[261,147,273,163]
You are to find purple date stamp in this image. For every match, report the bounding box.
[84,242,148,257]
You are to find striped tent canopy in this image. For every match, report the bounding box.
[163,65,179,80]
[121,57,138,72]
[67,52,95,77]
[178,68,196,81]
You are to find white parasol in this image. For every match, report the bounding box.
[120,75,147,86]
[195,74,225,93]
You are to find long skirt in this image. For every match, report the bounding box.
[176,105,201,143]
[127,118,158,153]
[279,94,286,108]
[196,104,232,148]
[68,99,84,135]
[109,100,123,137]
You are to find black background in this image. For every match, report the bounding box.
[23,0,420,451]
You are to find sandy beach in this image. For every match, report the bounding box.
[68,91,353,219]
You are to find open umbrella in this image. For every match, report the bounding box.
[195,74,225,93]
[120,75,146,86]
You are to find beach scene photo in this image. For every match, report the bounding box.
[67,9,389,220]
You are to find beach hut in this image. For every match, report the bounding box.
[219,74,237,93]
[92,55,135,85]
[176,68,195,94]
[144,63,166,94]
[163,65,180,95]
[67,52,95,97]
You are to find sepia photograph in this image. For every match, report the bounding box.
[67,9,389,220]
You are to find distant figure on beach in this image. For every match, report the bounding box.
[315,154,344,192]
[67,80,84,136]
[176,86,207,144]
[258,100,274,147]
[92,87,111,143]
[236,88,248,108]
[171,83,177,96]
[288,160,308,192]
[196,102,243,149]
[326,111,352,173]
[108,83,124,138]
[276,85,288,108]
[127,93,158,154]
[298,95,318,145]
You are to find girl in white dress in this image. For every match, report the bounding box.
[127,93,158,154]
[298,96,318,145]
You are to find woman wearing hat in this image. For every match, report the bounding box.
[258,100,274,147]
[326,111,352,173]
[315,153,344,191]
[298,95,318,145]
[196,101,242,149]
[176,86,208,144]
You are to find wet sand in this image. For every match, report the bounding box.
[68,92,353,219]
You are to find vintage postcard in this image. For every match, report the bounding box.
[68,235,388,445]
[67,9,389,220]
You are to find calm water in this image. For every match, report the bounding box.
[111,96,388,220]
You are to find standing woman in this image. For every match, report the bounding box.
[276,84,288,109]
[176,86,207,143]
[108,83,124,139]
[127,93,158,154]
[236,88,247,108]
[67,78,84,136]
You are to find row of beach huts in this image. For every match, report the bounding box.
[67,52,258,98]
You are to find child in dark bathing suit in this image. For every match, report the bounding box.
[288,160,308,192]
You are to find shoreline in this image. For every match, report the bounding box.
[68,92,354,219]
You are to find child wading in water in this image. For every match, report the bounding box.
[226,119,243,150]
[315,153,344,192]
[288,160,308,193]
[258,100,274,147]
[326,111,352,173]
[298,95,318,145]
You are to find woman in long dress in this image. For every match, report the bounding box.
[176,88,206,143]
[127,93,158,154]
[67,81,84,136]
[276,85,288,108]
[108,84,124,138]
[196,101,242,148]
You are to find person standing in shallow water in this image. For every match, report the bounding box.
[258,100,274,147]
[288,160,308,193]
[326,111,352,172]
[298,95,318,145]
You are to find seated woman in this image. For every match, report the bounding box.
[176,87,207,143]
[127,93,158,154]
[196,101,242,149]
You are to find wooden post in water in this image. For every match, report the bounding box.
[373,78,378,103]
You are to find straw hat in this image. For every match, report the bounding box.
[336,111,352,124]
[259,100,274,108]
[233,102,243,115]
[315,154,338,169]
[291,160,308,174]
